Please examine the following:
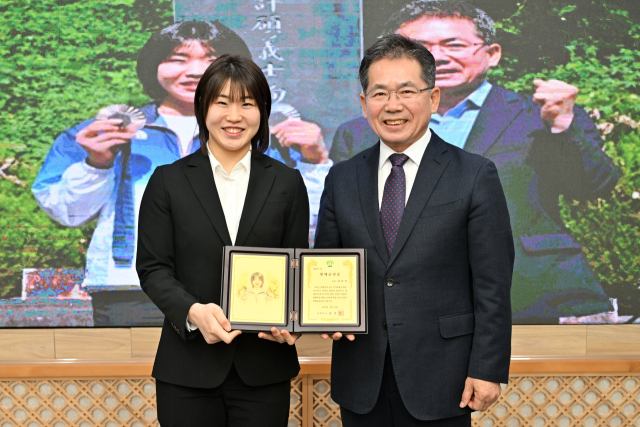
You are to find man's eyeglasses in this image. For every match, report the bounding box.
[365,86,433,103]
[422,41,485,56]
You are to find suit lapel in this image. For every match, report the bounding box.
[186,151,232,246]
[235,155,275,246]
[357,143,389,266]
[388,135,450,268]
[464,86,523,156]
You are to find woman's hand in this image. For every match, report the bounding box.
[258,327,300,345]
[187,303,242,344]
[76,119,137,168]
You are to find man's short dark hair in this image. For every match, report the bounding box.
[359,34,436,93]
[194,55,271,155]
[383,0,496,44]
[137,20,252,101]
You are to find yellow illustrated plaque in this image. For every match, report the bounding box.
[222,247,366,333]
[229,253,287,324]
[301,255,359,325]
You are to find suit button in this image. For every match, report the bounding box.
[386,279,394,287]
[382,322,387,330]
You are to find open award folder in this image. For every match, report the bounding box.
[221,247,367,333]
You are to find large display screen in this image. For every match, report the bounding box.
[0,0,638,326]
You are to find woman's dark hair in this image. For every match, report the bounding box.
[250,272,264,286]
[194,54,271,155]
[137,20,252,101]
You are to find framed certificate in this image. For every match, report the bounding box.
[221,247,367,333]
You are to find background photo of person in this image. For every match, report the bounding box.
[175,0,363,243]
[30,18,329,327]
[29,20,241,326]
[1,0,640,327]
[331,0,640,324]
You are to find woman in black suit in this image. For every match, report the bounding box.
[136,54,310,427]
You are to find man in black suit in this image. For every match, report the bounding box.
[330,0,618,323]
[314,35,514,426]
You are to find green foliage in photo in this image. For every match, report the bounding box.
[479,0,640,301]
[1,0,640,306]
[0,0,173,297]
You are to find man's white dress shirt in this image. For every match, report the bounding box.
[378,129,431,209]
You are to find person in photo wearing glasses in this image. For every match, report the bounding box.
[330,0,619,323]
[315,34,514,426]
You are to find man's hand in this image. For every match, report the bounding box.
[258,327,300,345]
[459,377,501,412]
[76,119,137,168]
[187,303,242,344]
[320,332,355,341]
[271,118,330,164]
[533,78,578,133]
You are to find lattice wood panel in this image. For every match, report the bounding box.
[0,376,308,427]
[310,376,342,427]
[1,375,638,426]
[305,375,640,427]
[289,376,304,427]
[472,376,640,427]
[0,378,157,426]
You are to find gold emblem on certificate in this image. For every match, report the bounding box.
[301,255,359,325]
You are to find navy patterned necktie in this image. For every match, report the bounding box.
[381,153,409,256]
[112,145,135,267]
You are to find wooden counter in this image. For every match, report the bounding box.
[1,356,639,379]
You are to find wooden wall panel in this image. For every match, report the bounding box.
[0,358,639,380]
[0,361,153,379]
[512,325,587,356]
[295,334,332,358]
[126,328,332,359]
[510,358,640,374]
[586,324,640,356]
[0,330,55,360]
[130,328,161,359]
[54,329,131,360]
[0,325,637,363]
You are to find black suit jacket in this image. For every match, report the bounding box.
[329,85,618,321]
[136,150,310,388]
[315,133,514,420]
